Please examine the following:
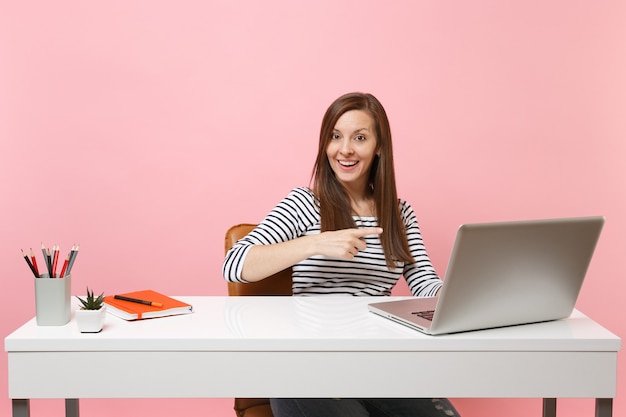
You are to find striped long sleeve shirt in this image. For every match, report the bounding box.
[222,187,442,297]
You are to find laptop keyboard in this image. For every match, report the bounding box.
[411,310,435,321]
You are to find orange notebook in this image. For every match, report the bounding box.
[103,290,193,321]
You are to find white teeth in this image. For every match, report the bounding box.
[339,160,357,166]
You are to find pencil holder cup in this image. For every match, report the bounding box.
[34,274,71,326]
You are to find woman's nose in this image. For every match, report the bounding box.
[339,139,354,154]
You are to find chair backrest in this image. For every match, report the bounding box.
[224,223,292,296]
[224,223,292,417]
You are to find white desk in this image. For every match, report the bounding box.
[5,296,621,417]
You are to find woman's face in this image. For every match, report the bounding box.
[326,109,378,192]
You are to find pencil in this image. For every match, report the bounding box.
[114,295,163,308]
[30,248,40,277]
[67,244,79,274]
[21,249,39,277]
[42,243,52,277]
[51,245,59,278]
[59,254,70,278]
[65,245,78,275]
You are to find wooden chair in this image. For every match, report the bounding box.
[224,223,292,417]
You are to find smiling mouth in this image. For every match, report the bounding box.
[338,160,358,167]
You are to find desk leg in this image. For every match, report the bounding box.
[542,398,556,417]
[12,399,30,417]
[65,399,80,417]
[596,398,612,417]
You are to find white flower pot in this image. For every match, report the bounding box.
[75,305,106,333]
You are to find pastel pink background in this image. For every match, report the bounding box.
[1,1,624,416]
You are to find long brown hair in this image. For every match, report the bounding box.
[311,92,414,269]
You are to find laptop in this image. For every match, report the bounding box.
[368,216,604,335]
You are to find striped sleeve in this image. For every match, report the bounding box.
[400,200,443,297]
[222,187,318,283]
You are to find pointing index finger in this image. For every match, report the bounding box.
[356,227,383,238]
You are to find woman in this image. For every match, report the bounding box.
[223,92,459,417]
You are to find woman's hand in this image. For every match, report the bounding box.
[313,227,383,260]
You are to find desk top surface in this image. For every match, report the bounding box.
[5,296,621,353]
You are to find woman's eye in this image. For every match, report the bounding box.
[331,133,341,140]
[354,135,366,141]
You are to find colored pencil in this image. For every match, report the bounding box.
[67,244,79,274]
[41,243,52,277]
[59,254,70,278]
[21,249,39,277]
[29,248,40,277]
[51,245,59,278]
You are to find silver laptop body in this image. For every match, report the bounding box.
[368,216,604,335]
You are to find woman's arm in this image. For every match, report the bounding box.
[241,227,382,282]
[222,187,381,283]
[400,201,443,297]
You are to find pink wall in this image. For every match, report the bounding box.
[1,2,624,416]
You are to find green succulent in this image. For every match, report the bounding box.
[76,287,105,310]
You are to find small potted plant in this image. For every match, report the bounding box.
[75,288,106,333]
